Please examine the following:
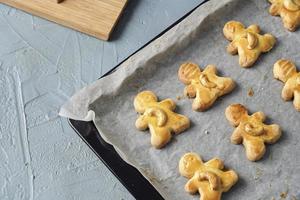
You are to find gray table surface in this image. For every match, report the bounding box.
[0,1,203,199]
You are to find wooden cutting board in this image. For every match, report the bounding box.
[0,0,128,40]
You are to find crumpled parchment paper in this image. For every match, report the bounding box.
[60,0,300,199]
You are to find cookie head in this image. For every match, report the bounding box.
[223,21,245,41]
[134,91,158,113]
[273,59,297,83]
[179,152,203,178]
[225,104,248,127]
[178,62,201,85]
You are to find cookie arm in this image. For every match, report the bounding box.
[159,99,176,111]
[135,116,148,130]
[252,112,266,122]
[203,65,217,74]
[227,41,238,55]
[262,124,281,144]
[171,115,190,134]
[184,84,197,98]
[216,76,235,95]
[205,158,224,170]
[247,24,260,33]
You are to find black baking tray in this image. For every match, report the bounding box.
[68,1,208,199]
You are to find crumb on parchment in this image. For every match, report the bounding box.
[248,87,254,97]
[280,190,288,199]
[176,95,185,101]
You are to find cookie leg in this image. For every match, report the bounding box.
[221,170,238,192]
[149,126,171,148]
[282,83,294,101]
[293,91,300,111]
[193,90,217,111]
[184,178,199,194]
[243,138,266,161]
[199,185,222,200]
[283,19,297,32]
[237,46,259,68]
[231,128,243,144]
[269,2,280,16]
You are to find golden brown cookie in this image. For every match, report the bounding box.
[134,91,190,148]
[273,59,300,111]
[225,104,282,161]
[268,0,300,31]
[178,62,235,111]
[223,21,276,67]
[179,152,238,200]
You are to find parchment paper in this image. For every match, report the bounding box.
[60,0,300,199]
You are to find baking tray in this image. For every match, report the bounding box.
[68,119,164,200]
[62,0,300,199]
[68,2,207,199]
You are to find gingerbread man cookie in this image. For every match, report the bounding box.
[269,0,300,31]
[179,152,238,200]
[134,91,190,148]
[225,104,282,161]
[223,21,276,67]
[178,63,235,111]
[273,59,300,111]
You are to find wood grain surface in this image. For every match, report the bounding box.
[0,0,127,40]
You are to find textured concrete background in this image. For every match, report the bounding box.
[0,1,201,199]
